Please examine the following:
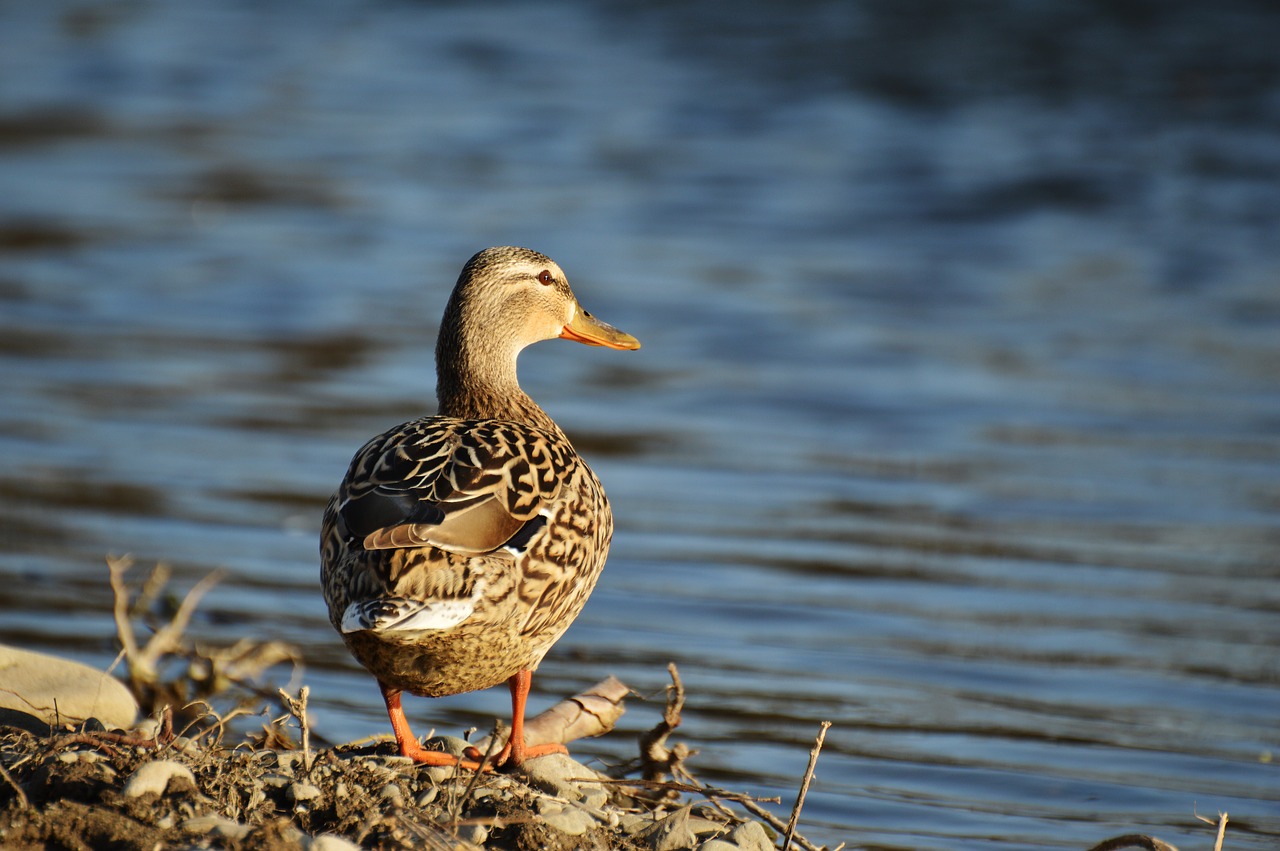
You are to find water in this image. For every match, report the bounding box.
[2,1,1279,847]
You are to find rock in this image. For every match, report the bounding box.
[636,805,699,851]
[262,772,292,789]
[540,805,598,836]
[579,786,610,811]
[698,841,739,851]
[690,816,731,837]
[730,820,775,851]
[422,735,471,757]
[133,717,162,740]
[308,835,362,851]
[378,782,405,808]
[616,812,651,834]
[0,644,138,731]
[277,751,311,774]
[183,815,252,840]
[123,759,197,798]
[288,781,323,805]
[521,752,608,803]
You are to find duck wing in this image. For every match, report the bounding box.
[337,417,570,557]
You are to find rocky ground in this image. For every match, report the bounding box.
[0,562,820,851]
[0,722,787,851]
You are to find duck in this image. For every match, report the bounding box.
[321,246,640,769]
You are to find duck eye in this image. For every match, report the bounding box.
[537,270,554,285]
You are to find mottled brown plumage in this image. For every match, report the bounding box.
[321,246,639,768]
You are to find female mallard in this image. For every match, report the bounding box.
[321,246,639,768]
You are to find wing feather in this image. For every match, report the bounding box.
[338,418,566,556]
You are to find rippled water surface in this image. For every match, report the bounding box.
[2,2,1279,848]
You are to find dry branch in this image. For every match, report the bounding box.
[784,720,831,851]
[276,686,312,772]
[469,675,628,755]
[1196,809,1228,851]
[639,662,696,790]
[106,556,301,721]
[108,556,222,700]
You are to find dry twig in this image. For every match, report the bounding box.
[0,761,29,808]
[454,726,503,818]
[276,686,312,772]
[1196,808,1228,851]
[784,720,831,851]
[638,662,698,798]
[108,556,223,694]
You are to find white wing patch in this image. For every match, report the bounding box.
[341,594,478,634]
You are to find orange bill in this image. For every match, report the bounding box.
[559,306,641,350]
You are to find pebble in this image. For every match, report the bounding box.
[276,751,309,774]
[308,835,362,851]
[698,841,739,851]
[288,781,323,805]
[615,812,651,834]
[378,782,405,808]
[579,787,609,811]
[636,805,698,851]
[730,820,775,851]
[540,805,598,836]
[261,772,292,789]
[690,815,732,837]
[170,736,200,754]
[122,760,197,798]
[183,815,251,840]
[0,644,138,731]
[133,717,161,740]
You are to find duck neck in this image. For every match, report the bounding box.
[434,320,561,434]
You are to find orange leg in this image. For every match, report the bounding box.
[467,669,569,767]
[379,681,486,770]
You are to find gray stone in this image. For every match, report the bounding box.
[689,816,729,837]
[261,772,292,789]
[536,797,565,816]
[0,644,138,731]
[123,760,197,798]
[540,806,598,836]
[276,751,311,775]
[637,805,699,851]
[132,717,162,740]
[729,820,775,851]
[616,812,651,835]
[521,752,608,802]
[422,735,470,757]
[697,841,739,851]
[308,835,362,851]
[378,782,405,808]
[183,815,252,840]
[288,781,323,805]
[579,787,610,811]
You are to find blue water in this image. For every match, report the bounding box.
[2,2,1279,848]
